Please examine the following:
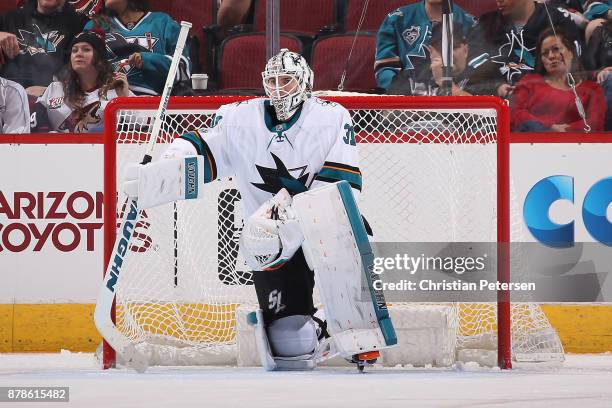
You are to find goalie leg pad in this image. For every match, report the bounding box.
[292,181,397,358]
[123,155,204,209]
[248,310,278,370]
[248,311,316,371]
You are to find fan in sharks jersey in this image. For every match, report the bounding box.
[374,0,476,92]
[0,0,87,94]
[153,49,361,359]
[86,0,191,95]
[467,0,581,99]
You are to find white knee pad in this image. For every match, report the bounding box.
[267,315,318,357]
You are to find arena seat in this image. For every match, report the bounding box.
[147,0,216,26]
[217,33,302,91]
[1,1,19,15]
[344,0,409,32]
[147,0,217,74]
[311,33,378,93]
[253,0,337,36]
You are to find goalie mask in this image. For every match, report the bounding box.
[262,49,314,121]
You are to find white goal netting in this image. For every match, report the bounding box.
[104,96,563,367]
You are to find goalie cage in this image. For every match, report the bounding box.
[101,95,564,370]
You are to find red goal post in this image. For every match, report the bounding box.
[102,95,512,369]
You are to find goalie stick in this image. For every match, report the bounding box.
[440,0,454,96]
[94,21,192,372]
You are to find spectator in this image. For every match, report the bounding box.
[30,29,132,133]
[468,0,581,99]
[546,0,589,29]
[389,22,475,95]
[511,28,606,132]
[0,76,30,133]
[584,18,612,128]
[68,0,104,17]
[0,0,87,97]
[584,1,610,42]
[86,0,191,96]
[585,14,612,72]
[217,0,254,29]
[584,0,611,22]
[375,0,476,92]
[16,0,105,17]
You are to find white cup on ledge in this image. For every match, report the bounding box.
[191,73,209,90]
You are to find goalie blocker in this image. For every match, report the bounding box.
[123,154,205,209]
[245,181,397,371]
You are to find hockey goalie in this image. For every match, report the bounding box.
[121,49,397,371]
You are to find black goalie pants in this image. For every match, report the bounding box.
[252,248,317,325]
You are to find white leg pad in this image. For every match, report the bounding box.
[248,310,277,370]
[292,181,397,359]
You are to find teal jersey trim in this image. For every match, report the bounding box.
[263,257,289,271]
[336,181,397,347]
[263,100,303,132]
[180,132,204,155]
[179,131,216,183]
[316,167,362,191]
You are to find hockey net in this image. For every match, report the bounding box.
[102,95,563,369]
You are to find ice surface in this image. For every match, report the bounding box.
[0,352,611,408]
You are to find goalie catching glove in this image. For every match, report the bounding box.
[240,189,304,271]
[123,142,204,209]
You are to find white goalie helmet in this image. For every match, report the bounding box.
[262,49,314,121]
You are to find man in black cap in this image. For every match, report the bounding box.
[0,0,87,97]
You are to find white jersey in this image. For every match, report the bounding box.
[0,77,30,133]
[32,82,133,133]
[178,97,361,217]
